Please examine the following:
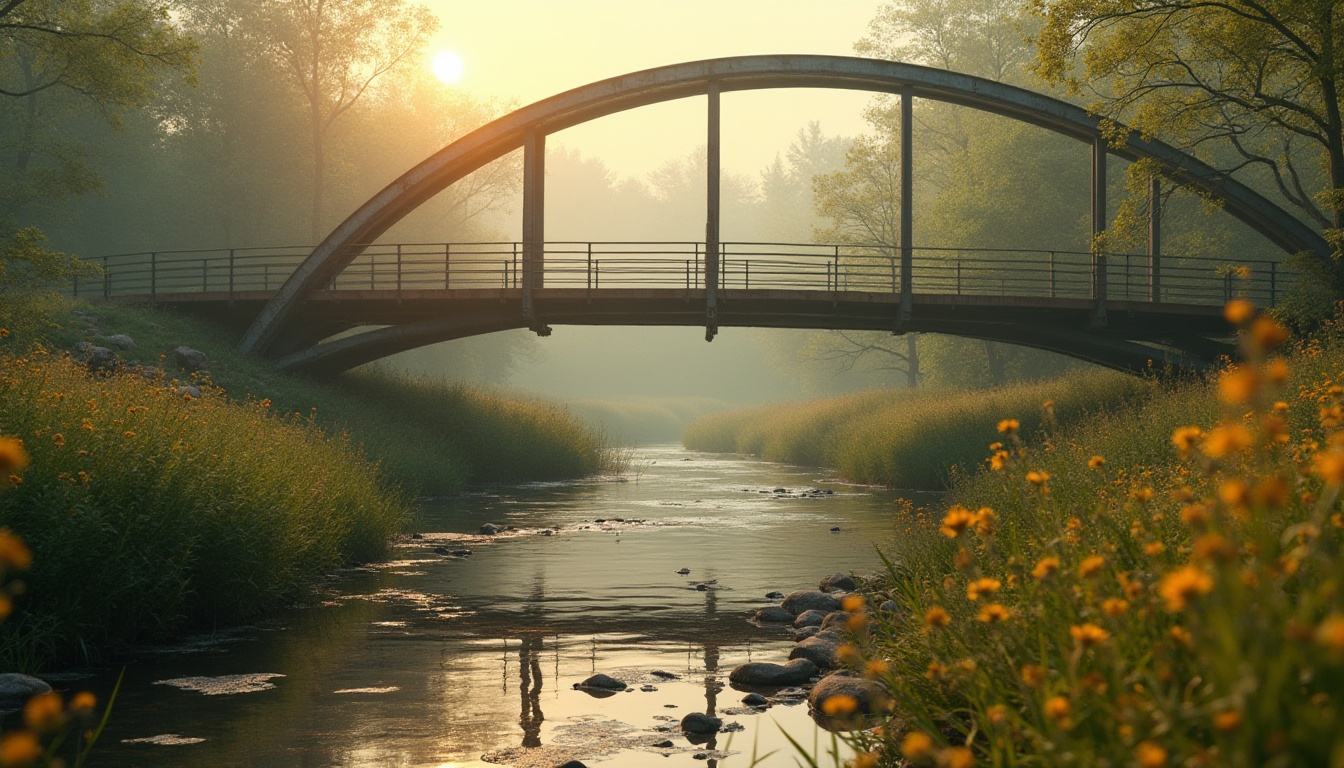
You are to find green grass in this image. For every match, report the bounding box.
[683,369,1150,488]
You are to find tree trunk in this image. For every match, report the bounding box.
[984,340,1006,385]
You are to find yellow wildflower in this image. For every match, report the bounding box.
[1159,566,1214,611]
[1070,623,1110,647]
[986,704,1009,726]
[938,746,975,768]
[1171,426,1204,457]
[22,691,63,732]
[1032,556,1060,580]
[1025,470,1050,486]
[1212,709,1243,732]
[0,731,41,768]
[821,693,858,716]
[1078,555,1105,578]
[0,437,29,478]
[841,594,865,612]
[989,450,1009,470]
[966,578,1001,601]
[977,603,1011,623]
[1044,695,1071,722]
[902,732,935,760]
[1201,424,1253,458]
[1088,455,1106,469]
[1020,664,1046,687]
[1313,449,1344,486]
[0,529,33,571]
[1102,598,1129,617]
[1315,614,1344,654]
[1136,741,1168,768]
[1250,316,1290,350]
[924,606,951,627]
[1219,366,1261,405]
[70,691,96,712]
[997,419,1019,434]
[940,506,977,537]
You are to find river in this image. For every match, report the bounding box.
[80,445,929,767]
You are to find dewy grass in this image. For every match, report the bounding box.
[683,370,1149,489]
[819,305,1344,766]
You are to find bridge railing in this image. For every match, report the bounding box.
[73,241,1291,308]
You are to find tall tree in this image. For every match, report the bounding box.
[1032,0,1342,267]
[265,0,437,241]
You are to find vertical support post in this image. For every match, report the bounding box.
[1091,136,1108,326]
[1148,176,1162,303]
[228,249,236,305]
[899,84,913,323]
[396,243,403,299]
[1270,261,1278,306]
[1049,252,1056,298]
[704,81,721,341]
[202,259,208,292]
[150,252,157,298]
[444,243,451,289]
[522,127,546,326]
[103,256,110,299]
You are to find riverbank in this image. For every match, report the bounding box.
[682,368,1149,489]
[827,309,1344,765]
[0,300,620,669]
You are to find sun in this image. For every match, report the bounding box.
[431,51,464,85]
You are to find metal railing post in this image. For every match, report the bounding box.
[150,252,157,298]
[201,259,208,292]
[587,243,593,290]
[444,243,451,289]
[228,249,236,304]
[1049,252,1056,298]
[956,260,962,295]
[264,262,270,291]
[1223,272,1232,302]
[1270,262,1278,306]
[396,244,403,299]
[103,257,110,298]
[745,259,750,289]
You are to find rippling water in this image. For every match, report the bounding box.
[78,446,930,767]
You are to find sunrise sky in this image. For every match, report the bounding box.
[420,0,885,179]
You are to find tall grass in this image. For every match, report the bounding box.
[827,309,1344,766]
[0,349,409,668]
[683,370,1150,488]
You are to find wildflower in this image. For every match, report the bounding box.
[0,328,8,338]
[1025,470,1050,486]
[1194,534,1237,563]
[987,704,1009,726]
[902,732,935,760]
[973,507,996,535]
[50,433,65,448]
[966,578,1001,600]
[1131,487,1154,502]
[998,419,1019,434]
[1223,299,1255,325]
[1201,424,1253,458]
[927,661,948,679]
[0,731,41,767]
[1102,598,1129,617]
[1136,741,1168,768]
[1267,358,1290,385]
[0,529,32,571]
[1078,555,1105,578]
[941,506,977,537]
[1250,316,1290,350]
[865,659,889,676]
[853,752,879,768]
[846,613,867,631]
[1172,426,1204,457]
[1253,476,1290,508]
[70,691,96,712]
[1032,556,1060,580]
[1219,479,1250,508]
[1315,614,1344,655]
[1313,450,1344,486]
[989,451,1009,470]
[0,437,29,477]
[1070,623,1110,647]
[924,607,951,627]
[977,603,1011,623]
[1213,709,1243,732]
[1218,366,1261,405]
[938,747,975,768]
[841,594,865,612]
[1273,400,1290,413]
[821,693,858,716]
[1159,566,1214,611]
[1180,503,1209,527]
[954,547,973,569]
[989,442,1002,451]
[1020,664,1046,687]
[23,691,63,732]
[1044,695,1071,722]
[1088,455,1106,469]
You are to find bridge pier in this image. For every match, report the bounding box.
[705,81,721,342]
[899,85,913,325]
[523,127,548,334]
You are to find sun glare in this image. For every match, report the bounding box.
[431,51,464,85]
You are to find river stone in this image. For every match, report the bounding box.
[789,632,844,669]
[879,600,901,615]
[821,611,851,630]
[792,626,821,641]
[479,523,501,535]
[782,590,841,616]
[680,712,723,733]
[809,673,882,715]
[742,693,769,706]
[754,606,794,623]
[556,762,589,768]
[819,573,858,593]
[728,658,817,687]
[765,591,784,599]
[103,334,136,350]
[168,346,209,372]
[793,609,827,628]
[177,385,202,399]
[0,674,51,708]
[573,674,625,691]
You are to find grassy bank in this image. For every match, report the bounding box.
[824,310,1344,765]
[0,300,618,668]
[683,369,1150,488]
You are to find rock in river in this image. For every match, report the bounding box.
[809,673,883,715]
[680,712,723,733]
[782,589,842,616]
[728,658,817,687]
[819,573,858,593]
[0,674,51,708]
[789,630,845,669]
[479,523,501,535]
[573,674,625,691]
[742,693,769,706]
[793,609,827,628]
[754,606,794,623]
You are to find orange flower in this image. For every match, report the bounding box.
[1172,426,1204,457]
[69,691,97,712]
[1201,424,1253,458]
[841,594,865,612]
[0,436,29,478]
[1070,623,1110,647]
[821,693,858,716]
[1025,470,1050,486]
[1180,503,1209,527]
[1316,614,1344,654]
[1032,556,1060,580]
[1313,450,1344,486]
[1159,566,1213,611]
[1250,316,1290,350]
[997,419,1019,434]
[1044,695,1071,722]
[941,506,977,537]
[1020,664,1046,687]
[938,746,975,768]
[977,603,1011,623]
[966,578,1001,600]
[1088,455,1106,469]
[1078,555,1106,578]
[1136,741,1168,768]
[1218,366,1261,405]
[0,731,41,768]
[0,529,33,571]
[23,691,63,732]
[1223,299,1254,325]
[924,606,951,627]
[1102,598,1129,617]
[1212,709,1243,732]
[902,732,935,760]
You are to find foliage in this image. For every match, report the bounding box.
[837,305,1344,766]
[682,369,1147,488]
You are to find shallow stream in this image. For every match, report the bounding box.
[79,446,929,767]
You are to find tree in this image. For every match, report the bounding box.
[1032,0,1342,271]
[264,0,437,241]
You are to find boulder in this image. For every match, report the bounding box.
[573,674,625,691]
[819,573,858,593]
[782,590,841,616]
[821,611,851,630]
[103,334,136,350]
[0,674,51,708]
[792,626,821,641]
[793,609,827,628]
[879,600,901,615]
[789,631,845,669]
[765,591,785,599]
[72,342,116,372]
[168,346,209,373]
[808,673,882,716]
[741,693,768,706]
[754,606,794,623]
[728,658,817,687]
[177,385,202,399]
[556,762,589,768]
[680,712,722,733]
[479,523,501,535]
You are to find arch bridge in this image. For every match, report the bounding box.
[80,55,1327,376]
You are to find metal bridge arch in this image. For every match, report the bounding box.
[237,54,1328,357]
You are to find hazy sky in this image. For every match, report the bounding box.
[420,0,885,179]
